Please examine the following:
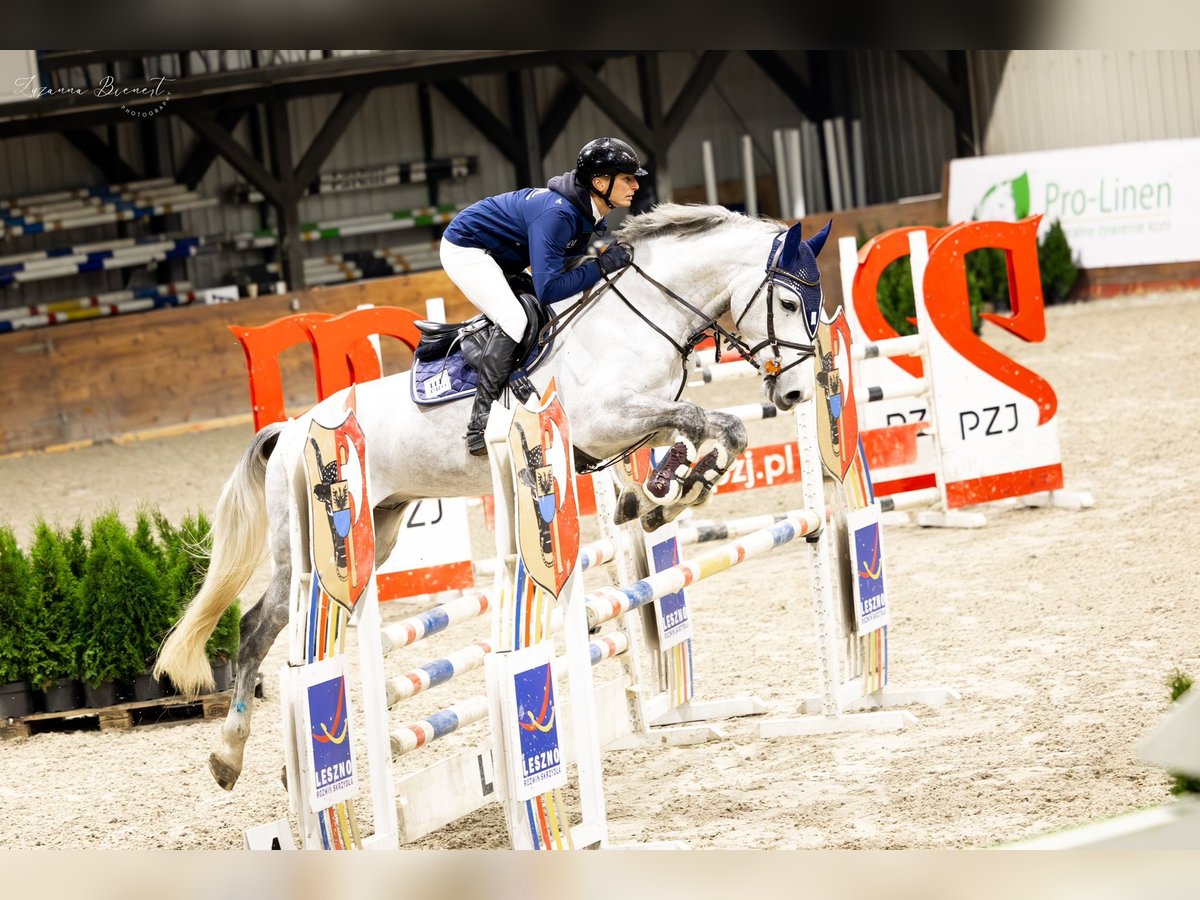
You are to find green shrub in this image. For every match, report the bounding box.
[62,521,88,580]
[0,526,34,685]
[133,509,167,572]
[1038,220,1079,304]
[208,600,242,663]
[79,513,171,686]
[156,511,210,608]
[25,522,83,690]
[966,247,1009,313]
[1168,670,1199,796]
[875,256,917,336]
[154,510,238,663]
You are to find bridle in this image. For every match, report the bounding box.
[594,230,817,395]
[532,229,819,475]
[732,230,819,378]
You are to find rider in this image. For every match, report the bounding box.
[439,137,646,455]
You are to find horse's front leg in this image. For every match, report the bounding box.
[580,393,747,530]
[639,407,749,531]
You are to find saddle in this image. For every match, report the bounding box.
[410,272,555,407]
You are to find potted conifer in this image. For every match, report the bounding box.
[26,522,83,713]
[0,525,35,718]
[157,511,239,693]
[128,510,178,701]
[155,511,207,693]
[79,513,168,708]
[207,600,241,693]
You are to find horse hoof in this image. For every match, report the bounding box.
[209,753,241,792]
[640,507,667,532]
[613,489,641,524]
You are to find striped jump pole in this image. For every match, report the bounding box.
[689,333,928,384]
[380,590,491,656]
[474,539,615,581]
[388,632,631,757]
[584,510,822,630]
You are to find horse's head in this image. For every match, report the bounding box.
[732,219,831,412]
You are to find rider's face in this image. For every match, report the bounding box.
[593,173,640,209]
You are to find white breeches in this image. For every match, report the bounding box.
[439,239,529,342]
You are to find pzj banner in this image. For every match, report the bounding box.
[947,138,1200,268]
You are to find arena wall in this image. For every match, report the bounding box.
[0,271,470,456]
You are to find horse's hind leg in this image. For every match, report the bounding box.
[209,562,290,791]
[209,500,407,791]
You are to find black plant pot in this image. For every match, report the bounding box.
[131,672,166,702]
[210,658,233,693]
[83,680,120,709]
[41,677,82,713]
[0,680,34,718]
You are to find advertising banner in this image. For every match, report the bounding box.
[947,138,1200,267]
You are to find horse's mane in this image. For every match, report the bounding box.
[617,203,783,244]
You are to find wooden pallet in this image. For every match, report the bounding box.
[1,691,231,740]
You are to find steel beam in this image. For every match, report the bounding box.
[538,60,603,153]
[61,129,141,184]
[635,53,666,205]
[746,51,826,123]
[658,51,728,148]
[293,90,371,190]
[178,107,246,189]
[897,50,974,158]
[434,79,521,163]
[507,69,542,186]
[417,82,438,206]
[561,62,655,152]
[179,107,284,205]
[266,101,304,291]
[0,51,618,140]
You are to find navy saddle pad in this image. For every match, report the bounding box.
[410,277,553,407]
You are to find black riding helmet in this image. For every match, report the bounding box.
[576,137,647,205]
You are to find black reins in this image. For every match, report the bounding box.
[604,231,817,392]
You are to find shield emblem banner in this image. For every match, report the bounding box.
[304,407,375,614]
[815,309,859,482]
[506,386,580,600]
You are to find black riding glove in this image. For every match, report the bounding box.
[596,243,632,276]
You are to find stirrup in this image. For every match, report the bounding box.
[510,374,536,403]
[466,429,488,457]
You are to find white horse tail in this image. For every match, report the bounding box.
[154,423,284,696]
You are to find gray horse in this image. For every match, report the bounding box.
[155,203,830,791]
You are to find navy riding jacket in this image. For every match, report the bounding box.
[442,171,608,303]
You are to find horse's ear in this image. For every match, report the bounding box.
[779,220,806,270]
[805,219,832,258]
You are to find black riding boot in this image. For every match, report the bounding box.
[465,329,522,456]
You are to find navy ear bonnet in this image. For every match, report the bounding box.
[767,220,830,340]
[776,219,831,285]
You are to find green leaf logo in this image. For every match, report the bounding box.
[973,171,1031,221]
